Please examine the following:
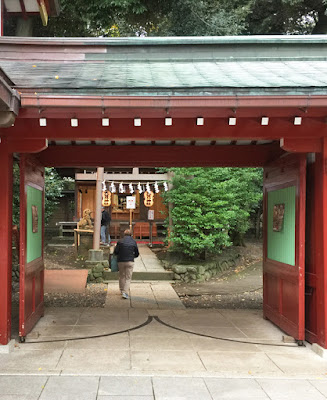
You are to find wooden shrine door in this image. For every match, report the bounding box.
[19,155,45,341]
[263,153,306,342]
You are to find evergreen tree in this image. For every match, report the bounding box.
[164,167,262,258]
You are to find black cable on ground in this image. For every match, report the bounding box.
[23,316,154,344]
[153,316,301,348]
[22,315,301,348]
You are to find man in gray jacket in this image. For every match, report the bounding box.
[114,229,139,299]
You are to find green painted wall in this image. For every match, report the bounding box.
[267,186,296,266]
[26,185,42,263]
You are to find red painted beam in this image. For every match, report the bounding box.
[36,144,284,167]
[18,106,327,120]
[3,117,327,141]
[17,94,327,119]
[20,94,327,110]
[8,139,48,153]
[0,138,12,345]
[280,138,322,153]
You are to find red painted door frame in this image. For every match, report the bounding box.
[263,154,306,341]
[305,141,327,347]
[19,155,45,340]
[0,138,13,345]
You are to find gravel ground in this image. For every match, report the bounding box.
[12,241,262,310]
[12,282,108,308]
[177,289,263,309]
[174,240,263,309]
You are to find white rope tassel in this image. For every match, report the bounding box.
[102,180,107,192]
[137,182,143,194]
[129,183,134,194]
[119,182,125,193]
[163,182,168,191]
[154,181,159,193]
[146,182,151,194]
[110,182,116,193]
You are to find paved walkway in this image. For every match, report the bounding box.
[106,244,180,309]
[2,374,327,399]
[133,245,166,273]
[105,244,174,281]
[2,308,327,399]
[3,248,327,399]
[105,282,185,309]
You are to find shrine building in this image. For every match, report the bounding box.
[1,35,327,352]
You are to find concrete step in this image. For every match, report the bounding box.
[103,270,174,281]
[47,243,73,248]
[47,236,74,245]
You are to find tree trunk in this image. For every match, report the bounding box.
[312,8,327,34]
[256,208,262,239]
[167,171,174,247]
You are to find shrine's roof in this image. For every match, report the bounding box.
[1,35,327,96]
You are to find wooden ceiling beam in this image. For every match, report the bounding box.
[36,144,284,168]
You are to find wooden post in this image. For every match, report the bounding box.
[0,0,3,36]
[314,140,327,348]
[167,171,174,246]
[0,138,13,345]
[129,209,132,231]
[92,167,104,250]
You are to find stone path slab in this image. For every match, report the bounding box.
[1,308,323,379]
[1,376,327,399]
[133,244,166,273]
[105,282,185,309]
[105,244,174,281]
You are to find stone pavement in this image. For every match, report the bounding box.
[3,248,327,399]
[133,245,166,273]
[2,375,327,399]
[104,244,174,281]
[105,281,185,309]
[2,307,327,398]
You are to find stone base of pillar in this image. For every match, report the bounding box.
[312,343,327,358]
[87,249,104,262]
[85,249,109,268]
[85,249,109,283]
[0,339,15,354]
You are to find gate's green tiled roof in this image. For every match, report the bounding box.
[1,35,327,96]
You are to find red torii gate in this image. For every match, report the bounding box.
[0,36,327,351]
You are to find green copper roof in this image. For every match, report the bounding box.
[1,35,327,96]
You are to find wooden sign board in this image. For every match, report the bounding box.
[148,210,154,220]
[126,196,136,209]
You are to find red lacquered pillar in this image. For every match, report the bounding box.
[0,137,13,345]
[314,138,327,348]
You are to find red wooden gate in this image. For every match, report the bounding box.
[19,155,45,341]
[263,153,306,342]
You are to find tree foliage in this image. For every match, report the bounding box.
[247,0,327,35]
[163,168,262,258]
[5,0,327,37]
[12,164,64,226]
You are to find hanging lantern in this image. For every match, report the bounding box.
[137,182,143,194]
[102,191,111,206]
[154,181,159,193]
[144,191,154,207]
[110,182,116,193]
[129,183,134,194]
